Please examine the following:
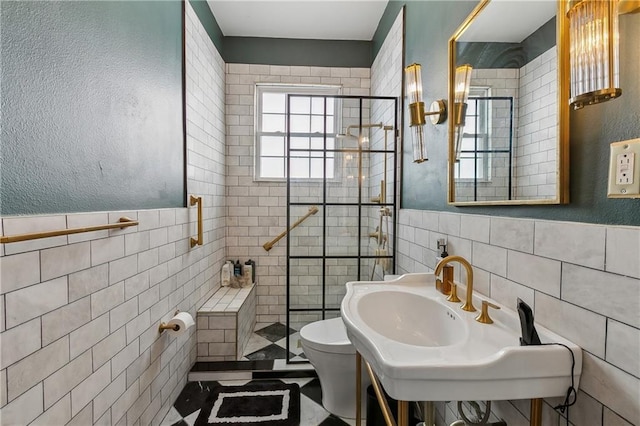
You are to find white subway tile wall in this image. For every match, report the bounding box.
[196,285,256,361]
[457,48,558,202]
[367,9,403,281]
[516,47,558,199]
[455,68,518,202]
[397,209,640,426]
[0,4,226,425]
[225,64,371,325]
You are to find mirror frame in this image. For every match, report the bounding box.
[447,0,570,206]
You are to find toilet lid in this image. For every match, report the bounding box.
[300,317,355,355]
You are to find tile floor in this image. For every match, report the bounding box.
[160,378,357,426]
[162,322,361,425]
[242,322,308,362]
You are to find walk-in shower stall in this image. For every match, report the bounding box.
[284,94,398,362]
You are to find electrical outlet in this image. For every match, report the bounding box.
[608,139,640,198]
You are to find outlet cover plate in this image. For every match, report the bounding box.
[608,138,640,198]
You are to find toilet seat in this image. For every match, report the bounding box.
[300,317,355,355]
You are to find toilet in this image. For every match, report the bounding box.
[300,317,370,419]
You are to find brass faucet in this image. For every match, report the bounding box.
[434,255,476,312]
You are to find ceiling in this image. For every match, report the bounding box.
[206,0,389,41]
[458,0,557,43]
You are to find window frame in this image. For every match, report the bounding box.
[254,84,342,182]
[455,86,492,182]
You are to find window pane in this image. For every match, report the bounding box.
[463,116,477,134]
[458,158,476,179]
[290,137,309,150]
[310,137,324,150]
[325,116,335,132]
[310,158,324,178]
[326,137,335,150]
[311,97,325,115]
[467,100,477,115]
[290,158,309,178]
[290,115,310,133]
[290,96,310,114]
[261,157,285,178]
[261,136,285,156]
[263,114,285,132]
[461,137,476,151]
[325,158,335,179]
[263,93,285,114]
[325,98,335,114]
[476,158,485,179]
[311,116,326,133]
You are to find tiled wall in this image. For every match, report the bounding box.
[456,69,518,202]
[396,209,640,426]
[196,285,256,361]
[0,4,226,425]
[369,9,403,280]
[224,63,371,326]
[458,48,557,202]
[515,47,558,199]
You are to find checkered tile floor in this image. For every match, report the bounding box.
[159,378,356,426]
[242,322,307,362]
[161,323,359,425]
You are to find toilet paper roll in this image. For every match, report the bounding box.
[166,312,195,336]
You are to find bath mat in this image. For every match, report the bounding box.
[194,381,300,426]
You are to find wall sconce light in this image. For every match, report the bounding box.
[453,64,472,162]
[404,63,447,163]
[567,0,622,110]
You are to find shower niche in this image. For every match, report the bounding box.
[285,95,398,362]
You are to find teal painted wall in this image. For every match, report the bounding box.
[224,37,371,67]
[399,1,640,226]
[372,1,405,60]
[1,1,185,215]
[189,0,224,53]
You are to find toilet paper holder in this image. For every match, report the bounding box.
[158,322,180,333]
[159,310,182,333]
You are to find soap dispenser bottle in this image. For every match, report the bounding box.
[221,262,231,287]
[435,239,452,295]
[233,260,242,277]
[244,259,255,284]
[435,238,448,264]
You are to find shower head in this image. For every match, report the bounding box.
[336,133,358,139]
[337,122,384,139]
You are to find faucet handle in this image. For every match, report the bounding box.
[446,284,461,303]
[476,300,501,324]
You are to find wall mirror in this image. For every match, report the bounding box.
[448,0,569,205]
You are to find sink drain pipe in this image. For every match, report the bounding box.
[448,400,506,426]
[457,400,491,425]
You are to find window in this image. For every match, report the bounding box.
[455,87,491,181]
[255,85,341,180]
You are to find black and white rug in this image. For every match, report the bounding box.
[194,381,300,426]
[162,378,352,426]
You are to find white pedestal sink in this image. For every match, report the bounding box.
[341,273,582,402]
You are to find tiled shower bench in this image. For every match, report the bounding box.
[196,283,256,361]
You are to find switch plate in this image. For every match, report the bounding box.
[608,139,640,198]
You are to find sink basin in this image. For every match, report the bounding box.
[358,291,466,347]
[341,273,582,402]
